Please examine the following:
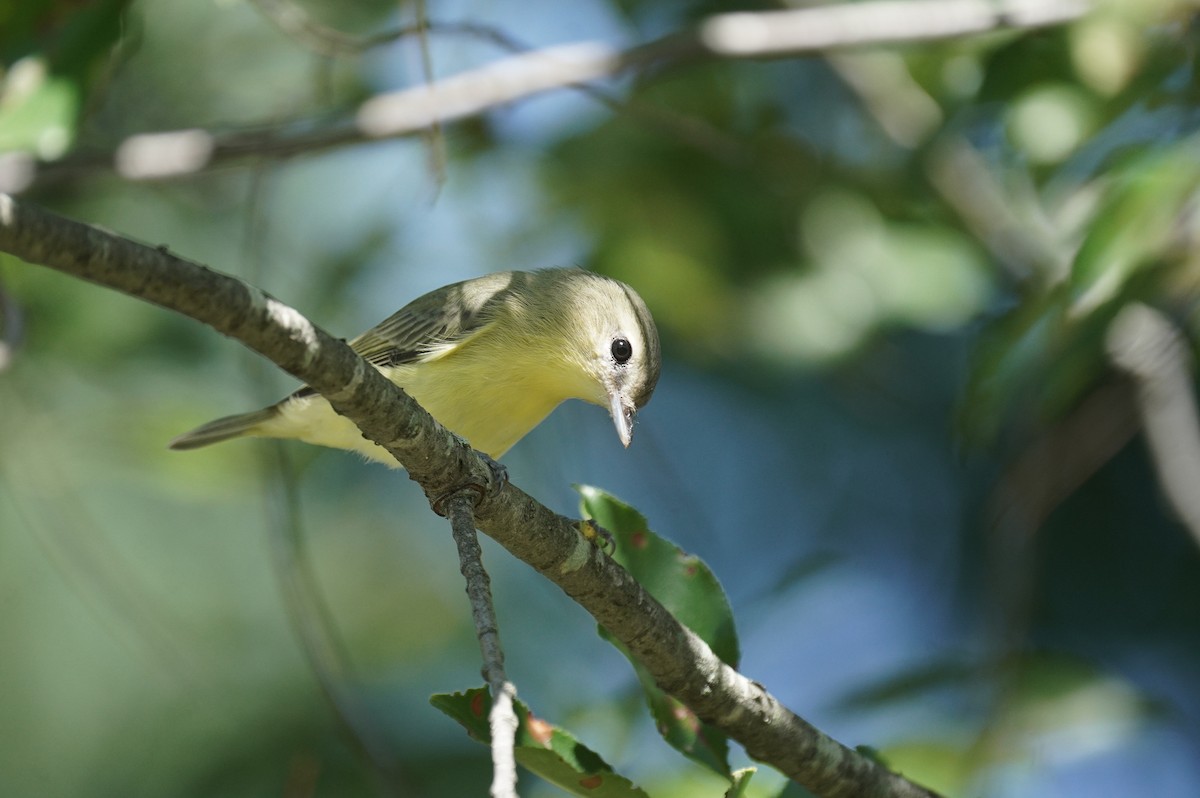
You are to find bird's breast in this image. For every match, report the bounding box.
[384,347,591,459]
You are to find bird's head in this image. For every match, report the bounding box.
[563,272,661,448]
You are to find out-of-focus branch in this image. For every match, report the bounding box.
[925,138,1069,283]
[11,0,1090,190]
[987,377,1141,576]
[695,0,1086,57]
[253,0,751,170]
[0,192,945,798]
[1107,303,1200,547]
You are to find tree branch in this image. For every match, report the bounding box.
[10,0,1089,190]
[0,193,942,797]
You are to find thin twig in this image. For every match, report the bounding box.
[445,494,519,798]
[256,0,756,171]
[411,0,449,188]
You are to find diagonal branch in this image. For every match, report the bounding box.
[0,192,942,798]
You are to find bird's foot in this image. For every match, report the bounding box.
[430,438,508,517]
[477,450,509,493]
[578,518,616,554]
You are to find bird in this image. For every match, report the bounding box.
[169,268,661,466]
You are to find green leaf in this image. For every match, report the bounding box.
[1070,144,1200,310]
[0,64,78,157]
[961,141,1200,447]
[577,485,740,778]
[0,0,132,157]
[577,485,739,667]
[431,687,651,798]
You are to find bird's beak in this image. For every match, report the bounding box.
[608,390,635,448]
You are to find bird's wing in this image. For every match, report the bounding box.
[348,272,518,368]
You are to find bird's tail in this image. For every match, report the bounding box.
[169,407,279,450]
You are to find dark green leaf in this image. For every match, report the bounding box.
[577,485,740,777]
[0,0,132,156]
[577,485,739,667]
[1070,145,1200,303]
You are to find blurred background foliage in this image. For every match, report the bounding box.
[4,0,1200,795]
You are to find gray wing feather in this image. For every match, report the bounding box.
[348,271,523,367]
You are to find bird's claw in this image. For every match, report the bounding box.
[430,437,508,516]
[578,519,616,554]
[478,451,509,492]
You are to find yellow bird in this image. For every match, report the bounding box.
[170,268,661,465]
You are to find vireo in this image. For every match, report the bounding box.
[170,268,661,464]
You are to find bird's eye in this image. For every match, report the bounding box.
[611,337,633,364]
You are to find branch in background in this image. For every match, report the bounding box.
[1107,303,1200,548]
[694,0,1088,57]
[411,0,449,186]
[0,193,945,797]
[256,0,754,172]
[446,494,519,798]
[8,0,1091,191]
[925,138,1070,284]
